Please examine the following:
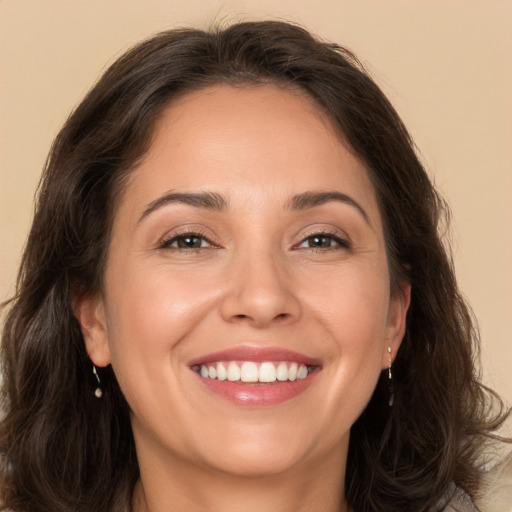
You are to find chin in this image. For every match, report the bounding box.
[206,448,304,479]
[193,425,315,478]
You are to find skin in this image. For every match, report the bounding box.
[76,84,410,512]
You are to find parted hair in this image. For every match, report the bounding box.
[0,20,509,512]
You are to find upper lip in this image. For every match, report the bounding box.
[188,346,321,367]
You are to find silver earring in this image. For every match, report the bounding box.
[387,347,394,407]
[93,365,103,398]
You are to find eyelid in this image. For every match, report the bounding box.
[292,228,352,252]
[156,224,350,251]
[295,224,350,243]
[158,229,219,250]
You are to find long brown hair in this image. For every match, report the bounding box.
[1,21,509,512]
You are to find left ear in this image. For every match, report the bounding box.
[382,282,411,369]
[72,291,112,368]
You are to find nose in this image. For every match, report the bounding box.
[220,251,301,328]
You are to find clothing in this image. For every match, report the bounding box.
[441,484,479,511]
[474,452,512,512]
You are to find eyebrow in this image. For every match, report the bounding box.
[138,191,227,223]
[288,191,370,225]
[138,189,370,226]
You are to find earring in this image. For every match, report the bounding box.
[387,346,394,407]
[92,365,103,398]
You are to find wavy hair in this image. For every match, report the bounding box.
[1,20,509,512]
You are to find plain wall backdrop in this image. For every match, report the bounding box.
[1,0,511,426]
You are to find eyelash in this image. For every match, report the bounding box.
[159,231,216,250]
[295,231,351,251]
[159,230,350,252]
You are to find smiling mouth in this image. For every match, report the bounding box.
[189,347,321,405]
[192,361,315,384]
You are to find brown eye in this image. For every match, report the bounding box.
[307,235,333,248]
[160,233,211,250]
[297,233,350,250]
[176,236,203,248]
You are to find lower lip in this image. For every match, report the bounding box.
[193,370,319,407]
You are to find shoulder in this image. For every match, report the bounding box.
[474,452,512,512]
[441,452,512,512]
[441,484,479,512]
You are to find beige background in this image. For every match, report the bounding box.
[1,1,511,422]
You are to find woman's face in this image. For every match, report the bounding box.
[78,84,409,480]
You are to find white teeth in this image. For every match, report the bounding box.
[217,362,227,381]
[197,361,312,383]
[276,361,288,381]
[297,364,308,380]
[259,362,277,383]
[288,362,298,381]
[240,362,259,382]
[227,362,241,381]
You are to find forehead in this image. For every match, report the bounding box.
[117,83,381,226]
[147,84,345,173]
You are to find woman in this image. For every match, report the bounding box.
[0,20,509,512]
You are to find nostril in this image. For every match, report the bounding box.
[231,312,290,324]
[220,286,301,326]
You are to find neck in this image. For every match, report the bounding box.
[132,445,349,512]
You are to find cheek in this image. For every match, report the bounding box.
[102,265,220,383]
[306,261,391,344]
[321,291,388,383]
[303,264,390,416]
[100,267,222,435]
